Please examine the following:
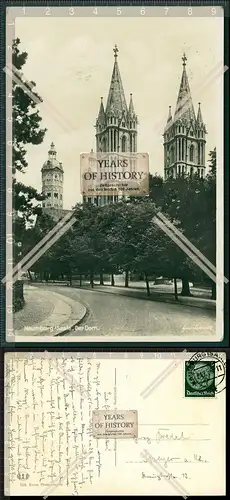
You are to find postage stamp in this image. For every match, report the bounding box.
[185,352,226,397]
[92,409,138,439]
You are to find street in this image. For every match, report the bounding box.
[25,284,215,337]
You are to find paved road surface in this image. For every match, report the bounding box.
[41,285,215,337]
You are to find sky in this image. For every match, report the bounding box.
[13,9,224,209]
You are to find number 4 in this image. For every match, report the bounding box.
[93,8,97,15]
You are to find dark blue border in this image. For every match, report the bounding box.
[0,0,229,348]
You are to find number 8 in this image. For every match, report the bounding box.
[188,7,192,16]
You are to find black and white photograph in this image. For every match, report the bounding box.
[5,5,224,342]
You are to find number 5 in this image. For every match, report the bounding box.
[117,7,122,15]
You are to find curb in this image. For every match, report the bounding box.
[15,287,88,337]
[70,285,216,312]
[54,304,89,336]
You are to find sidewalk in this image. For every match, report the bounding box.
[14,285,87,337]
[72,283,216,311]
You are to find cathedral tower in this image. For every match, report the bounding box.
[84,45,138,205]
[163,54,207,179]
[41,142,64,209]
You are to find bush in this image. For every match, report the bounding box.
[13,281,25,312]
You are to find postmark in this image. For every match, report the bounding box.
[185,352,226,397]
[92,410,138,439]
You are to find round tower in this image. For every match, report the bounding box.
[41,142,64,209]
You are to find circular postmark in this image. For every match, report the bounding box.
[188,352,226,394]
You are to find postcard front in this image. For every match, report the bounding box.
[4,351,226,496]
[3,5,225,344]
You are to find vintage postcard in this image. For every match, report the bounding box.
[4,5,226,343]
[4,351,226,495]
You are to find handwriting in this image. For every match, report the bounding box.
[142,471,191,481]
[5,354,117,496]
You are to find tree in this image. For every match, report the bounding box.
[12,38,47,253]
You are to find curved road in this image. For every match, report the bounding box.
[42,285,215,337]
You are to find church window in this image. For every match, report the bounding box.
[121,135,127,152]
[102,137,107,152]
[182,165,185,174]
[179,126,181,133]
[60,194,62,200]
[198,131,200,138]
[54,192,58,198]
[190,167,193,176]
[190,130,193,136]
[110,117,113,124]
[47,193,51,198]
[189,144,194,162]
[55,175,58,179]
[201,169,204,178]
[130,122,132,128]
[122,122,125,127]
[178,138,181,160]
[198,143,201,165]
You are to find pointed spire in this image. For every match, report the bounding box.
[197,102,204,124]
[174,53,196,124]
[97,97,105,123]
[105,45,128,117]
[128,93,135,116]
[164,106,172,131]
[167,105,172,123]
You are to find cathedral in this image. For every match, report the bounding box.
[40,49,208,217]
[83,44,138,206]
[163,54,207,179]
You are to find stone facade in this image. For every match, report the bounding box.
[163,54,207,180]
[41,142,64,209]
[83,45,138,206]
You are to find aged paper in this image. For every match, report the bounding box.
[5,352,226,495]
[5,6,224,344]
